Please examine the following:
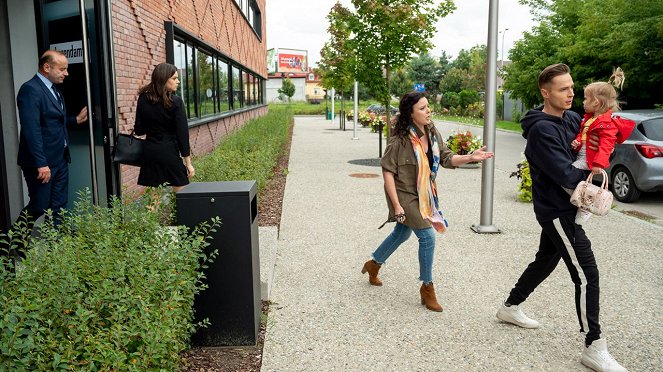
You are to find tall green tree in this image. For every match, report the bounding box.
[389,68,413,98]
[349,0,456,138]
[408,53,445,111]
[318,3,356,98]
[505,0,663,109]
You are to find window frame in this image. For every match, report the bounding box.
[165,21,265,127]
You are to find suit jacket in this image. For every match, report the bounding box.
[16,74,75,168]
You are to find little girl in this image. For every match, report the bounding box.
[569,67,635,224]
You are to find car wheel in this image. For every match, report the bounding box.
[610,167,641,203]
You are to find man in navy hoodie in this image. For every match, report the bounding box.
[495,64,626,372]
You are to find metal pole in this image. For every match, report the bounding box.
[500,28,508,68]
[330,88,335,122]
[79,0,99,204]
[352,80,358,140]
[471,0,501,234]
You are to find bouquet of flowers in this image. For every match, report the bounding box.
[446,129,482,155]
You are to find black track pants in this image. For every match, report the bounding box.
[506,215,601,345]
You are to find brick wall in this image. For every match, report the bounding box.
[112,0,267,194]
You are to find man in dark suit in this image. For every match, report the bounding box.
[16,50,87,235]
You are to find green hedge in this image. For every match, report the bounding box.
[0,189,219,370]
[192,105,293,191]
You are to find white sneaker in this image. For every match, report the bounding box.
[575,209,592,225]
[581,339,627,372]
[496,303,540,329]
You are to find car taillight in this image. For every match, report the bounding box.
[635,144,663,159]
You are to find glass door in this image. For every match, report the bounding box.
[35,0,118,207]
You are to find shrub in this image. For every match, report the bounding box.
[193,105,293,191]
[510,159,532,202]
[446,129,483,155]
[0,189,219,370]
[465,101,485,119]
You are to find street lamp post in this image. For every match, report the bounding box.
[500,28,509,68]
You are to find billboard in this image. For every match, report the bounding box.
[277,48,308,73]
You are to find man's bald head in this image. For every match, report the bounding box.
[39,50,67,70]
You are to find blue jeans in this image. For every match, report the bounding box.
[371,223,436,283]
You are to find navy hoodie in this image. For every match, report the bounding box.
[521,106,589,222]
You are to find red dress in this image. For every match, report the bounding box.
[574,110,635,169]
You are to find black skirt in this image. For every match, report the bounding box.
[137,137,189,187]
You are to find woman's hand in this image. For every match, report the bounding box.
[571,139,580,150]
[187,164,195,178]
[469,146,494,162]
[393,205,405,223]
[590,166,603,175]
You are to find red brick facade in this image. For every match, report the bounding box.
[111,0,267,193]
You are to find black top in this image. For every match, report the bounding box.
[134,93,190,157]
[134,93,191,187]
[521,107,588,221]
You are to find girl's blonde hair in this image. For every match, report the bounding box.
[584,67,625,113]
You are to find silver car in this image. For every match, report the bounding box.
[605,110,663,202]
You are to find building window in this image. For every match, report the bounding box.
[167,22,265,125]
[197,49,215,117]
[217,58,230,112]
[232,0,261,38]
[232,65,243,110]
[308,73,315,81]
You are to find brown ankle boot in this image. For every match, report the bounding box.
[361,260,383,286]
[420,283,443,312]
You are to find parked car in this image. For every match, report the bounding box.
[602,110,663,202]
[365,103,399,116]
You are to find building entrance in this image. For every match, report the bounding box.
[0,0,119,230]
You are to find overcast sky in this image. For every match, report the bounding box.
[266,0,539,67]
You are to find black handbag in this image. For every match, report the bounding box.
[112,130,144,166]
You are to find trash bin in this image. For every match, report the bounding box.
[176,181,260,346]
[326,111,332,120]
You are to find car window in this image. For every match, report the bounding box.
[641,118,663,141]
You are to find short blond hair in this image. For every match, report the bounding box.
[584,67,625,113]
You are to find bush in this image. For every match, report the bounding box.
[510,159,532,202]
[0,189,219,370]
[446,129,483,155]
[193,105,293,191]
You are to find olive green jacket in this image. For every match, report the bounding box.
[380,125,456,229]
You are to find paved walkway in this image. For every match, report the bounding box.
[260,116,663,371]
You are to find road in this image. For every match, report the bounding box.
[433,120,663,227]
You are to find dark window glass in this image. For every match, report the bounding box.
[641,119,663,140]
[197,49,215,117]
[217,58,230,112]
[186,42,196,118]
[232,66,243,109]
[173,39,189,116]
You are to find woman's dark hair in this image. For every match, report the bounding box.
[139,63,178,108]
[393,91,428,138]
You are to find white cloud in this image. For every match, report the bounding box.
[266,0,538,66]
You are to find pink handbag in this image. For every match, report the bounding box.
[569,169,613,216]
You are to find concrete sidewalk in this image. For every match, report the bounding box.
[260,116,663,371]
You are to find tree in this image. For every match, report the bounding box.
[278,77,295,102]
[318,3,356,97]
[505,0,663,109]
[389,68,413,98]
[349,0,456,142]
[439,67,465,94]
[407,53,445,111]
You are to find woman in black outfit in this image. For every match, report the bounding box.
[135,63,194,192]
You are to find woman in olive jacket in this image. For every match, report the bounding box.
[361,91,493,312]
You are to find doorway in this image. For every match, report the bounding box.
[34,0,119,208]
